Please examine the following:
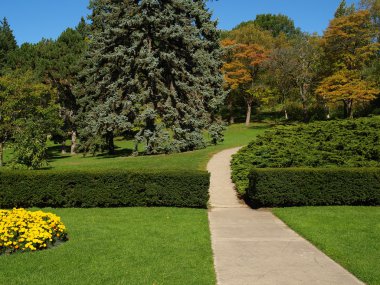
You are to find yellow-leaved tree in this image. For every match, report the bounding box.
[318,10,380,117]
[316,69,379,117]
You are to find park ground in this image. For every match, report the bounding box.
[1,123,379,285]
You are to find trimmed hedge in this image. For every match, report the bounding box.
[248,168,380,207]
[232,117,380,195]
[0,170,210,209]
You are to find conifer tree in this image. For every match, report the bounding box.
[0,18,17,72]
[45,28,87,154]
[78,0,225,154]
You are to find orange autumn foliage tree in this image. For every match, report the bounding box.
[318,10,380,117]
[221,39,270,126]
[316,69,379,118]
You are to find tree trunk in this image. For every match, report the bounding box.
[300,85,308,122]
[245,101,252,127]
[343,100,354,119]
[70,131,77,155]
[228,100,235,124]
[106,131,115,155]
[347,100,354,119]
[0,142,3,167]
[61,140,67,154]
[133,140,139,157]
[343,101,348,118]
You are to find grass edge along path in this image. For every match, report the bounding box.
[0,207,216,285]
[273,206,380,285]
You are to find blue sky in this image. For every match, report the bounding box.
[1,0,358,45]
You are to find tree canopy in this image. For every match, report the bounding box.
[78,0,225,155]
[235,14,301,38]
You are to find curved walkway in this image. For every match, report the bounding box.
[207,148,363,285]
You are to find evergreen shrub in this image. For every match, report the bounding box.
[247,168,380,207]
[0,170,209,209]
[232,117,380,194]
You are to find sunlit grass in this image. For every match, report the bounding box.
[26,123,269,171]
[274,206,380,285]
[0,208,215,285]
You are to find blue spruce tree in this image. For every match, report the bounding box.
[78,0,225,154]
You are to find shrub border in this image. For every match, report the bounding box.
[247,167,380,207]
[0,169,210,209]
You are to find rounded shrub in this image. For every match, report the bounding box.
[0,208,68,255]
[232,116,380,194]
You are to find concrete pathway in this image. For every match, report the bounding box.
[207,148,364,285]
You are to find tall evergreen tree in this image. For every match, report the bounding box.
[0,18,17,72]
[78,0,225,155]
[44,28,87,154]
[76,17,91,40]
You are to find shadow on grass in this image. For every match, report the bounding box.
[46,146,71,160]
[95,147,134,159]
[247,124,272,130]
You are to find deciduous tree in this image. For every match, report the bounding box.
[221,39,270,125]
[316,69,379,118]
[319,10,380,117]
[0,70,61,168]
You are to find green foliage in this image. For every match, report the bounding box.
[285,102,327,121]
[247,168,380,207]
[0,70,61,168]
[334,0,356,18]
[0,17,17,71]
[253,14,302,38]
[10,120,50,169]
[231,117,380,193]
[78,0,225,155]
[266,34,322,122]
[0,170,210,208]
[4,24,87,156]
[43,28,86,151]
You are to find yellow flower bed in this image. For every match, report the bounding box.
[0,208,68,254]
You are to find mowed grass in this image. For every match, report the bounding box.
[0,123,268,284]
[0,208,215,285]
[44,123,269,171]
[273,206,380,285]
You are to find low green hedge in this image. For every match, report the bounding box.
[232,117,380,195]
[0,170,210,208]
[248,168,380,207]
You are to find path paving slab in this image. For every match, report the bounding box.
[207,148,364,285]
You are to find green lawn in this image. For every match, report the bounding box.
[0,208,215,285]
[273,206,380,285]
[42,123,269,171]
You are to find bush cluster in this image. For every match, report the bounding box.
[247,168,380,207]
[0,208,68,255]
[232,117,380,194]
[0,170,210,209]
